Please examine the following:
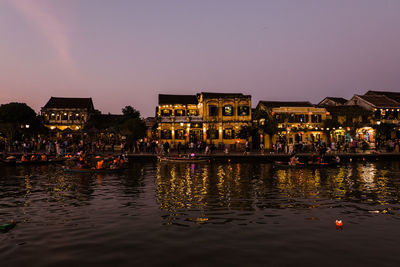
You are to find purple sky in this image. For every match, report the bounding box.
[1,0,400,117]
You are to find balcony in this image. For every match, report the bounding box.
[159,116,203,123]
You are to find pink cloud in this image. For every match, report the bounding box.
[11,0,76,74]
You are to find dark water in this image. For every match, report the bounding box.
[1,161,400,267]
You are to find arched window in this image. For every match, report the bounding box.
[223,105,233,116]
[238,106,249,116]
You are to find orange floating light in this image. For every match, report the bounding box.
[335,220,343,227]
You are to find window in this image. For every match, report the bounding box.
[238,106,250,116]
[161,130,172,139]
[206,129,219,139]
[223,105,233,116]
[161,109,172,116]
[293,114,308,123]
[174,109,185,116]
[311,114,322,123]
[175,129,185,139]
[209,105,218,116]
[223,129,235,139]
[187,109,199,116]
[191,123,202,128]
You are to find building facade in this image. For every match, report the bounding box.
[41,97,95,131]
[156,93,252,147]
[256,101,328,148]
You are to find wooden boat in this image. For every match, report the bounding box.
[0,158,66,165]
[62,166,125,173]
[158,155,211,163]
[273,161,339,168]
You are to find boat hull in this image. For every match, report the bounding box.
[158,156,211,163]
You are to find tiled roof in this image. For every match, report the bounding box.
[200,92,250,99]
[356,94,400,108]
[258,101,314,108]
[158,94,198,105]
[365,90,400,103]
[324,105,369,114]
[43,97,94,110]
[325,97,347,104]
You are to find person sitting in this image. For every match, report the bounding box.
[289,154,298,166]
[96,160,104,169]
[21,155,29,162]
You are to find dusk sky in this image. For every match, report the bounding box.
[1,0,400,117]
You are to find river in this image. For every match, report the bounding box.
[1,161,400,266]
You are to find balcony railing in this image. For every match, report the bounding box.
[159,115,203,123]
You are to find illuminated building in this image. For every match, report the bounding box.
[41,97,95,131]
[156,93,252,146]
[256,101,328,148]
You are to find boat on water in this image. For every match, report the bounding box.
[62,166,126,173]
[273,161,339,168]
[158,155,211,163]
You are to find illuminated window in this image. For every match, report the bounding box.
[174,109,185,116]
[223,105,233,116]
[187,109,199,116]
[209,105,218,116]
[223,129,235,139]
[161,109,172,116]
[161,130,172,139]
[191,123,202,128]
[238,106,249,116]
[175,129,185,139]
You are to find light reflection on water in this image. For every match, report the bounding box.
[1,162,400,266]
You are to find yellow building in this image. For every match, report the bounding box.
[156,93,252,146]
[199,92,251,146]
[41,97,95,131]
[256,101,328,148]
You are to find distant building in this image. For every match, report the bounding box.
[41,97,95,131]
[346,94,400,123]
[256,101,328,147]
[318,97,347,107]
[346,91,400,141]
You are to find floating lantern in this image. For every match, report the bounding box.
[335,220,343,227]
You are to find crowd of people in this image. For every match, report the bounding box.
[2,136,400,156]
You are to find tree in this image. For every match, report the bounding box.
[373,123,396,146]
[236,125,257,140]
[253,109,278,136]
[0,102,45,142]
[119,106,146,147]
[122,106,140,119]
